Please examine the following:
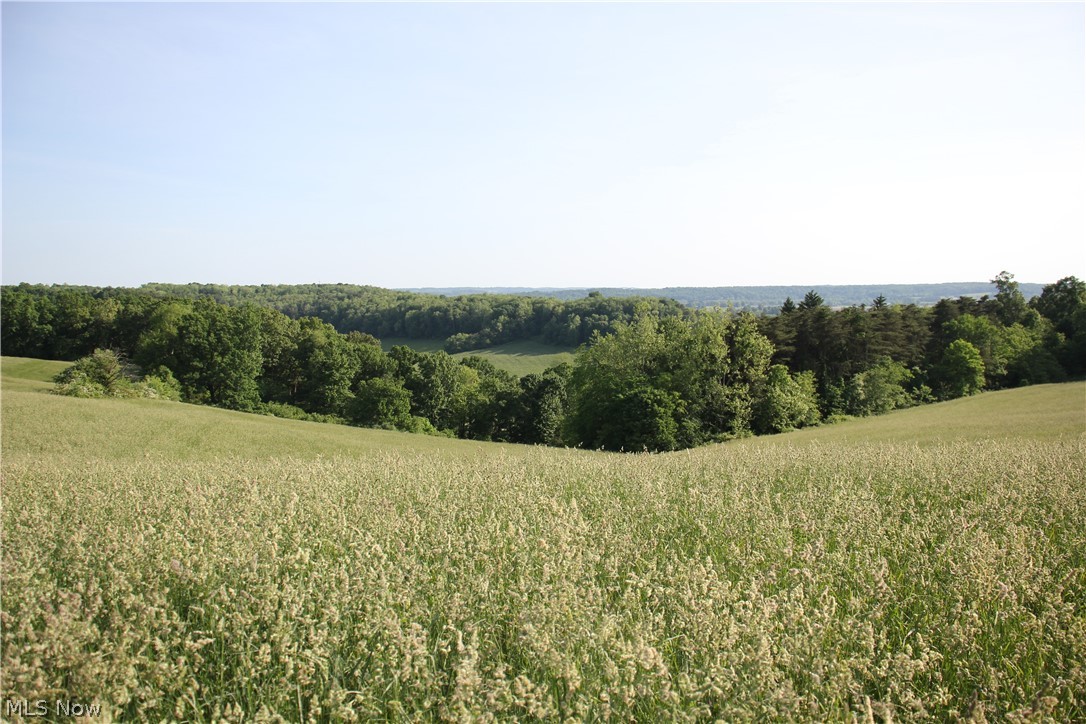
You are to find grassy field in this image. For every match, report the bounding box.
[0,356,71,391]
[379,338,575,377]
[0,357,519,462]
[2,357,1084,720]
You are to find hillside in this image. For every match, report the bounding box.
[2,358,1084,720]
[4,356,1081,461]
[0,356,510,461]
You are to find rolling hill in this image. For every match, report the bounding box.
[2,356,1084,720]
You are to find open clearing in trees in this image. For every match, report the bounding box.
[378,338,576,378]
[2,357,1084,720]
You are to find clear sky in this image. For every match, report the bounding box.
[2,2,1083,288]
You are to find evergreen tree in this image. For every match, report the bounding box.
[799,290,825,310]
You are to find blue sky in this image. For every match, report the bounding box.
[2,2,1083,288]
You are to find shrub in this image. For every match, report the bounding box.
[52,376,108,398]
[255,402,346,425]
[257,401,313,420]
[53,349,134,398]
[399,415,448,436]
[53,351,184,402]
[138,367,183,401]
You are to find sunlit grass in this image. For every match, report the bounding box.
[1,373,523,465]
[731,381,1086,447]
[0,356,71,391]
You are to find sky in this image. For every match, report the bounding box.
[2,2,1083,289]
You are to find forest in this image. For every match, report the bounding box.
[2,272,1083,451]
[139,282,691,349]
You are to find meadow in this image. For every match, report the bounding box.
[2,356,1084,721]
[378,339,575,378]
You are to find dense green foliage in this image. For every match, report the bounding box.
[137,283,691,348]
[752,365,821,433]
[51,348,181,401]
[3,272,1083,452]
[758,272,1082,414]
[564,314,775,450]
[3,364,1084,720]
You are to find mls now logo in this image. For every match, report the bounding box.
[4,699,102,717]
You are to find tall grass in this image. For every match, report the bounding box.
[2,364,1084,720]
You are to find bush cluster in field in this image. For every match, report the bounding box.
[51,349,181,401]
[3,440,1084,720]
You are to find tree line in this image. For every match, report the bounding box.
[2,272,1082,451]
[758,272,1084,408]
[135,283,691,349]
[404,281,1046,312]
[2,287,575,444]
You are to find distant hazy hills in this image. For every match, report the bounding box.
[401,282,1045,310]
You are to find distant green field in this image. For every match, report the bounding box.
[0,356,71,388]
[378,336,447,353]
[380,337,576,376]
[2,358,1084,720]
